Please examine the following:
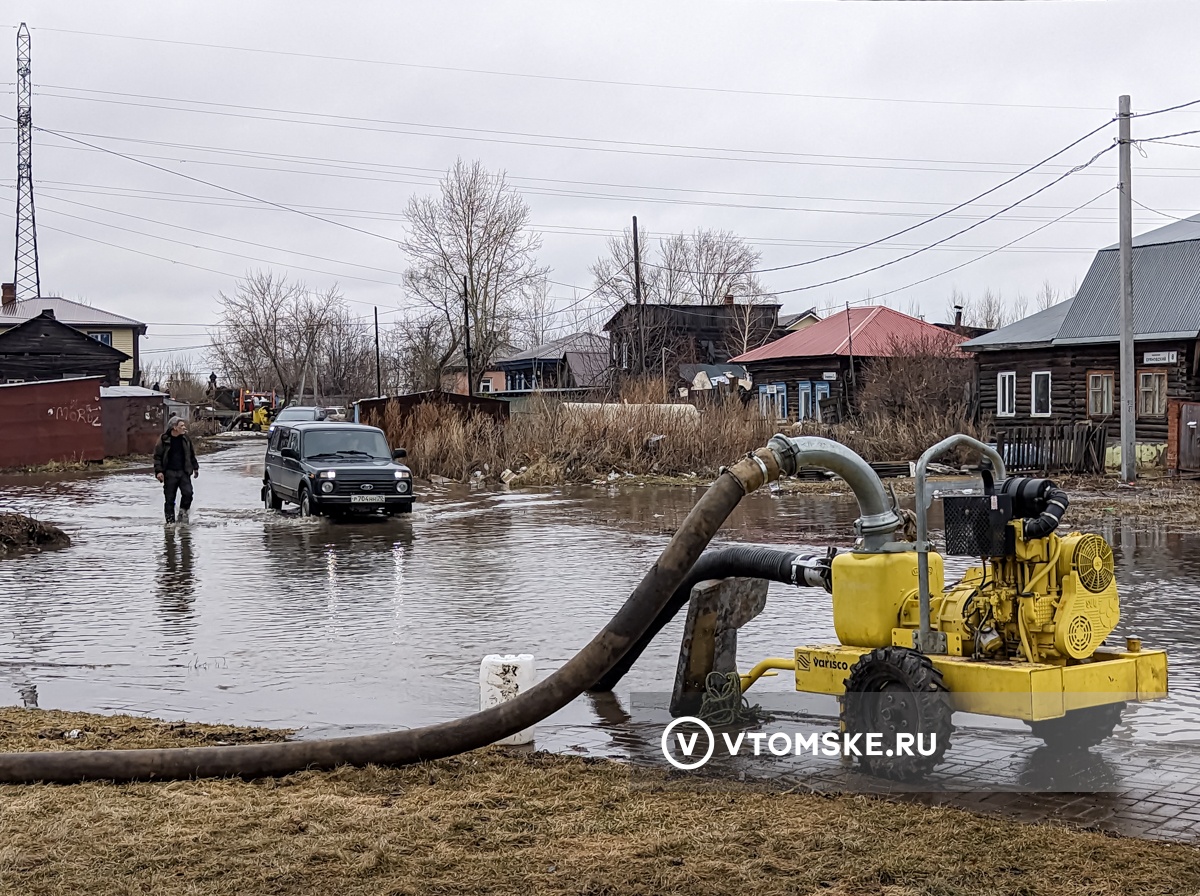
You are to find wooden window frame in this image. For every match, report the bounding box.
[1136,368,1168,418]
[996,371,1016,418]
[1030,371,1052,418]
[1087,369,1114,419]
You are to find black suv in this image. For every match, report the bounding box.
[262,422,414,517]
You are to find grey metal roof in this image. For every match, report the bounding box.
[100,386,167,398]
[677,362,749,380]
[1055,239,1200,344]
[0,297,146,329]
[1101,213,1200,250]
[496,332,608,365]
[959,300,1072,352]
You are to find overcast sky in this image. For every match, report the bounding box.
[4,0,1200,371]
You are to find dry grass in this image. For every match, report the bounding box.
[0,708,1197,895]
[374,396,986,486]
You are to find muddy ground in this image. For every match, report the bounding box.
[0,708,1197,896]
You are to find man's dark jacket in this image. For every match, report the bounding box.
[153,431,200,475]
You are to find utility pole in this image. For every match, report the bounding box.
[633,215,645,375]
[14,23,41,300]
[1118,94,1136,483]
[374,306,382,397]
[845,302,857,408]
[462,275,474,397]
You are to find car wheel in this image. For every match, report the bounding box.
[298,488,315,518]
[263,481,283,512]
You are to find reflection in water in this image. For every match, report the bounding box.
[157,525,196,615]
[1017,744,1121,791]
[0,443,1197,747]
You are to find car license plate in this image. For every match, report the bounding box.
[350,495,385,503]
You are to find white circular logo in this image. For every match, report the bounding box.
[660,716,715,771]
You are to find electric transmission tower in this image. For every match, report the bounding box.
[14,22,41,300]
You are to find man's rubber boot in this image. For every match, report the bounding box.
[178,509,189,526]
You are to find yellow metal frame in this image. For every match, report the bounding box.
[740,644,1168,722]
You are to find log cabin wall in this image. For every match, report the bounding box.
[974,339,1199,442]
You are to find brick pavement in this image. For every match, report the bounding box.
[534,702,1200,844]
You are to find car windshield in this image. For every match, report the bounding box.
[277,407,321,422]
[302,429,391,460]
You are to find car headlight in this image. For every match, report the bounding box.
[319,470,336,479]
[396,480,410,494]
[394,470,410,479]
[321,481,335,494]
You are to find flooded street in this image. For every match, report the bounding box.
[1,441,1198,746]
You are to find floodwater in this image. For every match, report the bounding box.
[0,442,1197,744]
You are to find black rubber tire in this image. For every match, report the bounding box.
[298,488,315,518]
[263,481,283,512]
[840,646,954,781]
[1027,702,1125,751]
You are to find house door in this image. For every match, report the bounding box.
[796,381,812,420]
[1181,402,1200,472]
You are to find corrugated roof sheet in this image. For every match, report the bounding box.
[0,297,146,328]
[960,299,1072,352]
[732,306,963,363]
[1101,212,1200,250]
[1055,240,1200,343]
[100,386,167,398]
[496,332,608,364]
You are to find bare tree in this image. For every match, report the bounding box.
[590,227,770,309]
[208,270,341,405]
[389,310,456,393]
[1010,290,1030,321]
[1035,278,1061,312]
[400,158,548,384]
[141,358,207,402]
[315,305,376,400]
[722,300,780,358]
[957,288,1007,330]
[512,276,557,349]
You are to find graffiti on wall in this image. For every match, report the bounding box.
[46,401,103,427]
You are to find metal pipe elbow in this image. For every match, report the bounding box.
[767,434,903,545]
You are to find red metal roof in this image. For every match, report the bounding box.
[733,306,964,363]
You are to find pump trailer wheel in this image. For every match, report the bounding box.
[1027,701,1125,751]
[840,646,953,780]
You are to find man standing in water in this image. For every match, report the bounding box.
[153,416,200,525]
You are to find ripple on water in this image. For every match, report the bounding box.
[0,443,1197,743]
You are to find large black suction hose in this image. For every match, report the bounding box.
[0,448,784,784]
[594,434,904,692]
[591,545,828,693]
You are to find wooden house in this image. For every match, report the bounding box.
[0,284,146,385]
[494,332,610,395]
[0,309,130,386]
[962,214,1200,466]
[603,299,785,376]
[733,306,965,421]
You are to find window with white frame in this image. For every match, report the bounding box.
[620,340,629,370]
[1138,369,1167,417]
[1031,371,1052,417]
[1087,370,1114,418]
[478,379,493,393]
[996,371,1016,417]
[87,331,113,346]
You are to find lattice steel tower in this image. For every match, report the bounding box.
[14,23,40,300]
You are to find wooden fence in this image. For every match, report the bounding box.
[995,424,1108,475]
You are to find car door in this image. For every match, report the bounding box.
[265,426,284,492]
[280,428,305,498]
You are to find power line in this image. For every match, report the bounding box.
[0,113,402,243]
[642,118,1117,277]
[768,143,1117,295]
[28,88,1129,174]
[32,27,1113,112]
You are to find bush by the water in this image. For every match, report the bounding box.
[0,512,70,555]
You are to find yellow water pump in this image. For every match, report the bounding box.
[743,434,1167,780]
